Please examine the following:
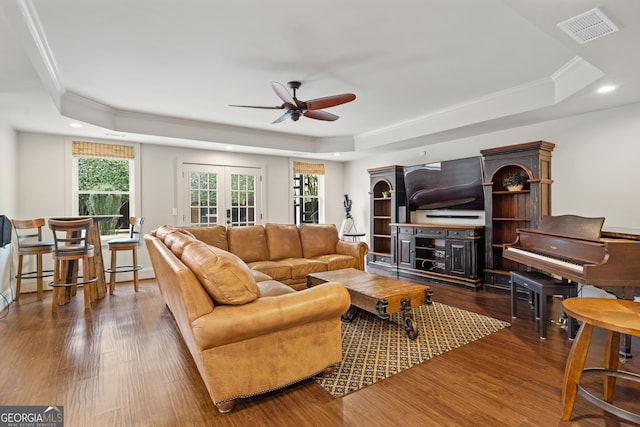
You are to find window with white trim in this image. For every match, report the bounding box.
[292,161,324,225]
[71,141,135,236]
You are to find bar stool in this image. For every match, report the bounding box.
[510,270,577,339]
[48,218,97,313]
[561,298,640,423]
[11,218,55,302]
[105,217,144,294]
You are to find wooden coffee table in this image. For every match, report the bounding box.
[307,268,432,339]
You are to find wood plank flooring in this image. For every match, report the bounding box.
[0,279,638,426]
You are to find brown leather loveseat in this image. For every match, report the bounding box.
[145,225,352,413]
[183,223,368,290]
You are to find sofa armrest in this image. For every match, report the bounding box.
[191,282,350,350]
[335,240,369,270]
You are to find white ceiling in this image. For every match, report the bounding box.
[1,0,639,161]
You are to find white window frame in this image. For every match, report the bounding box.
[65,139,141,238]
[291,172,325,225]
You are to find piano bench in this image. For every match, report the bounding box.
[510,270,577,340]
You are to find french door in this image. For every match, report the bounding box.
[182,164,262,227]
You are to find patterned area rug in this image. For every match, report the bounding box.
[315,302,511,398]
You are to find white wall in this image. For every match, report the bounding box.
[345,101,640,246]
[0,119,17,308]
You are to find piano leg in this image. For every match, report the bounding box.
[620,334,632,361]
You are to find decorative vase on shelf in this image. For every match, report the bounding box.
[381,191,390,198]
[506,184,524,192]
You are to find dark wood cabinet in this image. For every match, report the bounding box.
[367,166,406,273]
[392,224,484,289]
[481,141,554,292]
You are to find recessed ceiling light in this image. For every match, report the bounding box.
[225,146,233,150]
[333,152,341,156]
[69,122,83,128]
[597,84,616,94]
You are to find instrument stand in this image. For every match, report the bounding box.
[339,212,357,240]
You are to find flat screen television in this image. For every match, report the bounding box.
[404,156,485,211]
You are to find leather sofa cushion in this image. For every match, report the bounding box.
[185,225,228,251]
[265,223,303,260]
[154,225,195,242]
[278,258,327,279]
[256,280,296,297]
[251,270,272,282]
[180,241,259,305]
[227,225,269,263]
[247,260,291,281]
[311,254,358,271]
[166,231,197,258]
[299,223,339,258]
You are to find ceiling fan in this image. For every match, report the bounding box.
[230,81,356,124]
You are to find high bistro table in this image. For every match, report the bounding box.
[561,298,640,423]
[49,215,120,304]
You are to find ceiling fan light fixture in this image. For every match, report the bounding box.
[231,81,356,124]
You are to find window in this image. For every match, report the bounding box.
[292,161,324,225]
[72,141,135,236]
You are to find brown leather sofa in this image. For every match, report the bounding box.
[183,223,368,290]
[145,225,351,413]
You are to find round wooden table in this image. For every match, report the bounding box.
[561,298,640,423]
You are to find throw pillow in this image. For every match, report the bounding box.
[181,241,259,305]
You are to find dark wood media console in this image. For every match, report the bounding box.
[391,223,484,289]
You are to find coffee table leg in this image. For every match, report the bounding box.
[376,300,390,320]
[401,298,418,340]
[341,306,356,322]
[425,288,433,305]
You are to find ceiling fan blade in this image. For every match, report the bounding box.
[229,104,283,110]
[272,111,291,124]
[304,110,339,121]
[305,93,356,110]
[270,81,296,106]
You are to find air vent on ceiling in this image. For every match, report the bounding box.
[557,8,619,44]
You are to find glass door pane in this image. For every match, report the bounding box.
[226,167,259,227]
[184,164,224,226]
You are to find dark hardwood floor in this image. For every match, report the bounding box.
[1,279,638,427]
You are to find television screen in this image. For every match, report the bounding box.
[404,156,485,211]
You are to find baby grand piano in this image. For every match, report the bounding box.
[503,214,640,356]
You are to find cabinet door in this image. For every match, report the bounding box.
[397,233,413,268]
[446,239,468,276]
